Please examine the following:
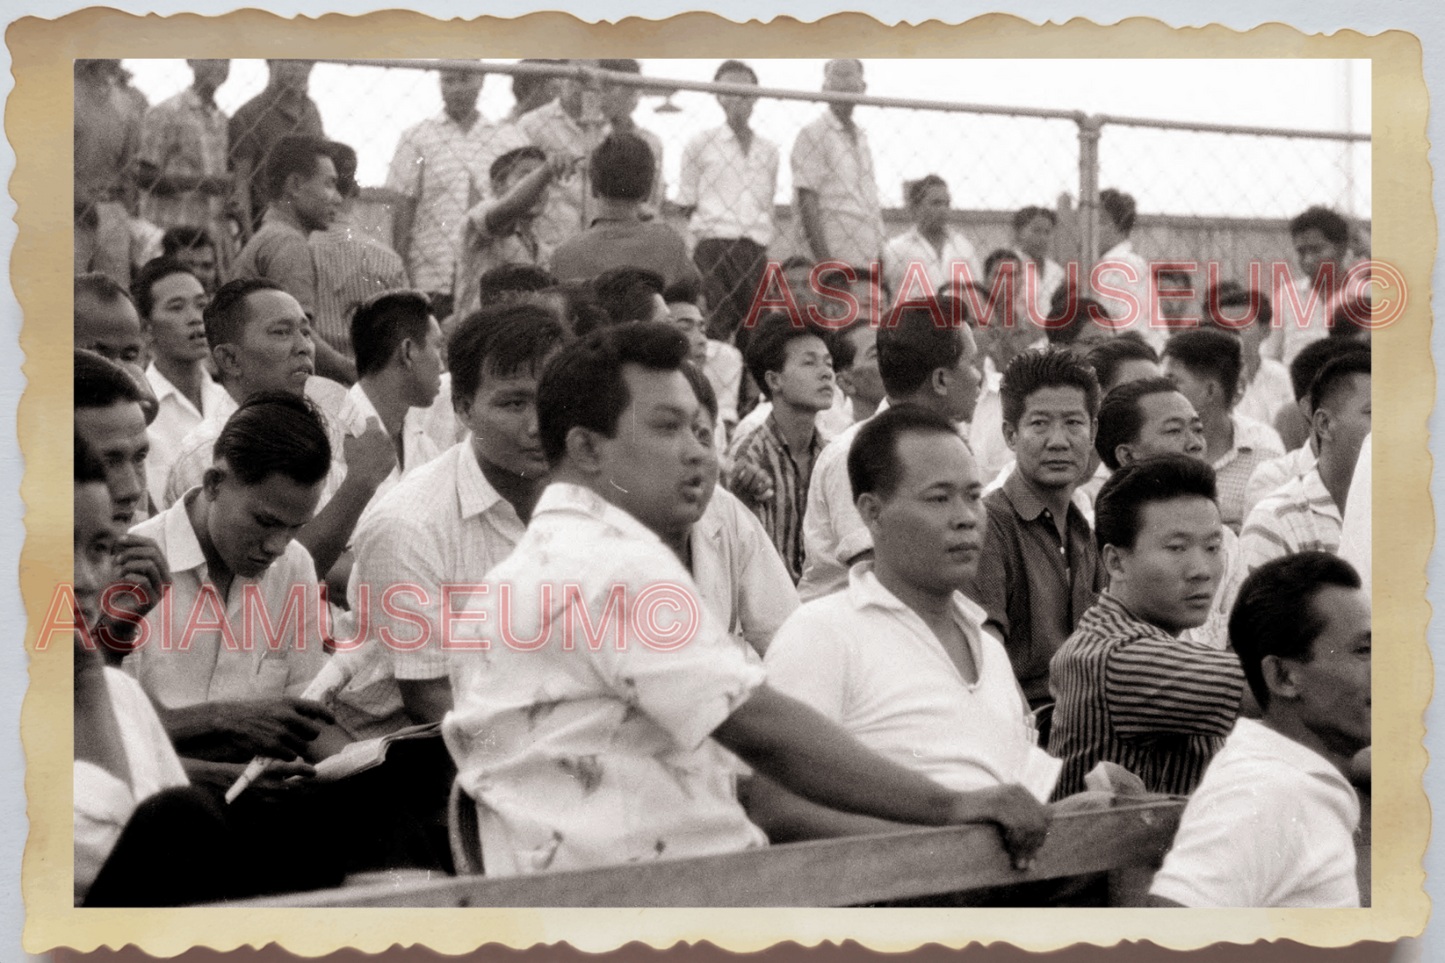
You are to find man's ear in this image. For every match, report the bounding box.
[1114,442,1134,469]
[1101,542,1128,583]
[201,464,226,501]
[564,425,605,475]
[1312,406,1334,445]
[763,369,782,399]
[212,344,242,381]
[835,367,856,399]
[398,337,417,372]
[1001,418,1019,453]
[1260,654,1303,703]
[856,490,883,531]
[929,366,950,398]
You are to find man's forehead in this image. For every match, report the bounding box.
[76,401,147,441]
[1023,385,1089,414]
[896,431,976,486]
[241,289,307,328]
[621,364,697,411]
[76,294,141,331]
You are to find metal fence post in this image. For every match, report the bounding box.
[1077,114,1103,290]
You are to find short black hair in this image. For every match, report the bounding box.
[265,135,334,200]
[130,257,199,321]
[489,145,548,187]
[75,432,106,485]
[537,321,690,466]
[714,60,758,84]
[1099,188,1137,234]
[449,301,568,409]
[1229,552,1362,710]
[662,275,701,307]
[591,133,654,203]
[1086,334,1159,394]
[1012,206,1057,232]
[680,359,718,423]
[983,248,1022,280]
[1329,293,1373,338]
[352,290,433,379]
[1000,348,1101,428]
[75,349,143,411]
[212,391,331,488]
[1046,294,1113,347]
[1094,376,1184,471]
[161,225,215,257]
[1307,346,1371,416]
[847,403,961,502]
[478,263,558,307]
[905,174,948,207]
[326,140,360,199]
[830,317,871,372]
[1093,454,1218,554]
[203,277,286,350]
[511,59,561,106]
[1288,341,1357,408]
[746,313,831,401]
[876,307,965,398]
[1205,287,1273,330]
[1162,329,1243,406]
[75,272,132,310]
[1289,206,1350,246]
[591,266,666,328]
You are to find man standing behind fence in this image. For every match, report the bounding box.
[678,60,779,344]
[230,60,325,238]
[791,59,884,273]
[387,62,529,322]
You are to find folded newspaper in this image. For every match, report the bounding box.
[312,722,442,782]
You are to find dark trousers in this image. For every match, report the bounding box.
[84,737,456,906]
[693,237,769,345]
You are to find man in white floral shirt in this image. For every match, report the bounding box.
[443,322,1051,877]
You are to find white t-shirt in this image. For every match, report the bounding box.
[766,563,1061,801]
[1150,718,1361,908]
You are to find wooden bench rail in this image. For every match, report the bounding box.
[227,797,1184,908]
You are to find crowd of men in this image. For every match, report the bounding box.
[73,57,1373,908]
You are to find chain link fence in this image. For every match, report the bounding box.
[80,58,1370,337]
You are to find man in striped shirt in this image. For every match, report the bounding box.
[727,313,836,582]
[1048,456,1245,798]
[1241,348,1371,571]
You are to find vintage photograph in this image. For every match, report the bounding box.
[18,10,1432,958]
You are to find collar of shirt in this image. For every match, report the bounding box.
[1230,717,1357,795]
[145,362,190,408]
[147,491,211,574]
[819,107,861,140]
[763,411,823,461]
[534,481,663,547]
[1214,414,1275,469]
[454,442,513,521]
[260,204,310,238]
[1001,468,1073,524]
[1089,591,1178,645]
[1297,464,1343,521]
[846,560,990,631]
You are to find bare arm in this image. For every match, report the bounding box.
[391,194,419,268]
[744,772,912,843]
[154,697,335,762]
[311,336,358,386]
[796,188,830,262]
[482,153,571,237]
[712,683,1050,864]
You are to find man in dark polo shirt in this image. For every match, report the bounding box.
[962,349,1105,713]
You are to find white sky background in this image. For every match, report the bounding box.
[121,58,1371,219]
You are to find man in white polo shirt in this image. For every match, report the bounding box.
[1150,551,1369,907]
[753,405,1060,842]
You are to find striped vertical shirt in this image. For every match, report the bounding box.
[1212,414,1286,533]
[1047,593,1245,799]
[727,413,825,584]
[1239,464,1343,572]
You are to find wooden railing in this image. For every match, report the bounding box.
[226,797,1184,908]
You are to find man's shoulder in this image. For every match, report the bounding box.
[361,448,463,532]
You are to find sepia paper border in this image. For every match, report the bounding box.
[13,8,1432,956]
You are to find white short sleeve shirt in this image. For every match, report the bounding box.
[1150,718,1361,907]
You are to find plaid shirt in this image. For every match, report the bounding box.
[1239,463,1343,572]
[1048,593,1245,799]
[727,413,825,584]
[1212,414,1285,533]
